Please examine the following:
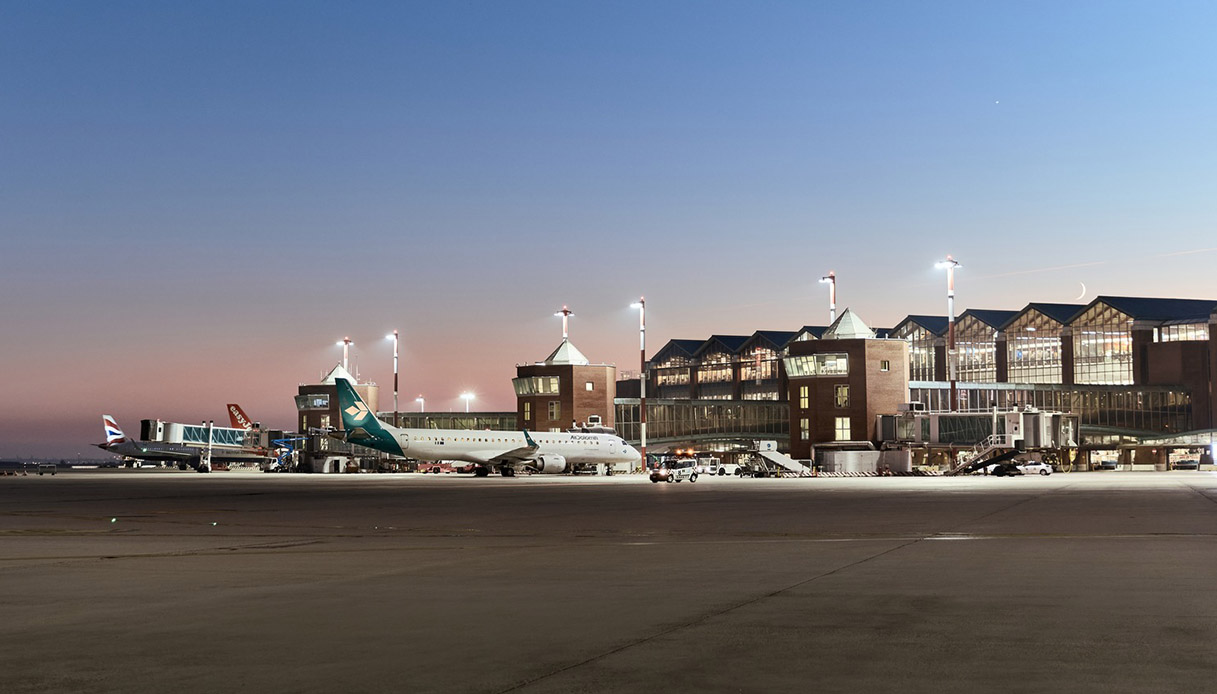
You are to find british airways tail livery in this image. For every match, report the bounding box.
[333,378,640,477]
[102,415,127,445]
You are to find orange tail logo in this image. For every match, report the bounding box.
[227,404,254,430]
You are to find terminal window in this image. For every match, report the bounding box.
[548,401,560,421]
[835,417,851,441]
[835,385,850,408]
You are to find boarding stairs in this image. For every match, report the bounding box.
[756,450,815,477]
[946,434,1021,476]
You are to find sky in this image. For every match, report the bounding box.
[3,1,1216,458]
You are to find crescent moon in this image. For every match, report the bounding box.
[1073,282,1086,301]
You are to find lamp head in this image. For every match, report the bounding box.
[935,256,960,270]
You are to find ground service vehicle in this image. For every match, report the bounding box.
[650,459,698,483]
[695,457,741,476]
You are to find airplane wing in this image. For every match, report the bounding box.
[485,431,540,466]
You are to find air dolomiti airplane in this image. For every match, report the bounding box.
[334,378,641,477]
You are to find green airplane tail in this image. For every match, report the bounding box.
[334,378,385,436]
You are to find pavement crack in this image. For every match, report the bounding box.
[494,536,924,693]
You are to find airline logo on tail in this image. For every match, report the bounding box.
[227,404,254,430]
[102,415,127,445]
[344,401,370,422]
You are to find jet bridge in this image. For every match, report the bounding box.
[877,407,1079,475]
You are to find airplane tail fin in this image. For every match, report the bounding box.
[102,415,127,445]
[334,378,381,434]
[227,403,254,430]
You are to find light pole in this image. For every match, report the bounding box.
[460,392,474,413]
[935,255,961,411]
[819,271,837,324]
[630,298,647,471]
[416,396,425,412]
[386,330,399,427]
[337,336,353,373]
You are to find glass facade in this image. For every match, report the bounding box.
[1072,303,1134,385]
[653,355,691,387]
[697,348,734,383]
[891,323,937,381]
[908,383,1192,435]
[295,393,330,410]
[1006,310,1065,384]
[1159,323,1209,342]
[512,376,561,396]
[614,399,788,444]
[783,353,848,377]
[954,315,999,382]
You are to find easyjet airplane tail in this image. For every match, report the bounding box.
[102,415,127,445]
[227,404,254,430]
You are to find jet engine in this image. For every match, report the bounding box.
[531,455,568,474]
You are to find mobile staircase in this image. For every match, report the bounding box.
[755,449,815,478]
[946,434,1022,476]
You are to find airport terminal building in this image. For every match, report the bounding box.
[614,296,1217,466]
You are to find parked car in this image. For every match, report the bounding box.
[985,462,1023,477]
[650,459,698,483]
[985,460,1053,476]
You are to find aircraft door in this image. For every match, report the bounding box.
[398,434,410,451]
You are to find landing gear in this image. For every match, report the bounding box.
[500,467,516,477]
[474,467,490,478]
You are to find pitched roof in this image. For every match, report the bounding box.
[1093,296,1217,324]
[742,330,799,351]
[321,363,358,385]
[694,335,750,357]
[895,315,949,336]
[822,308,876,340]
[796,325,828,339]
[1025,303,1087,325]
[651,339,706,363]
[541,338,590,366]
[960,309,1020,330]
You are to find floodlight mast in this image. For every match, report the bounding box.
[386,331,399,426]
[554,306,574,339]
[631,298,647,471]
[337,337,353,373]
[935,256,961,411]
[819,271,837,324]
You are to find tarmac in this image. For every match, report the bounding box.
[3,469,1217,693]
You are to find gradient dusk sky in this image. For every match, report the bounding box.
[3,1,1216,458]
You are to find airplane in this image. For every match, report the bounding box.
[333,378,641,477]
[96,415,269,469]
[227,404,255,430]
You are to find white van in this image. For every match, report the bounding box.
[695,457,740,476]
